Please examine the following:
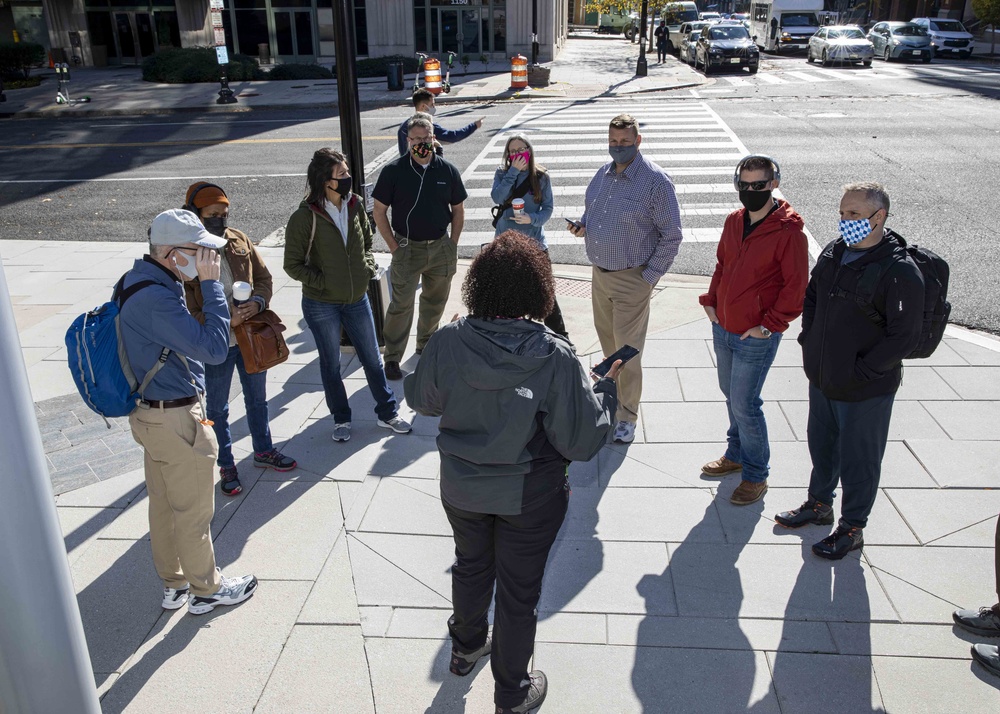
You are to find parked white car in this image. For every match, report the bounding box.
[910,17,974,59]
[807,25,874,67]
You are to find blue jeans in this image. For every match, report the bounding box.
[302,295,398,423]
[712,321,781,483]
[205,344,273,469]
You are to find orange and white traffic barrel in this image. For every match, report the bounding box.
[423,58,443,94]
[510,55,528,90]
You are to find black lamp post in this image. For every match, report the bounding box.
[531,0,539,64]
[332,0,365,192]
[636,0,649,76]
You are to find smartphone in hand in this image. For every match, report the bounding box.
[592,345,640,378]
[564,217,583,230]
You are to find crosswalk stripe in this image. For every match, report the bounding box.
[754,73,787,84]
[484,141,738,153]
[719,76,753,87]
[497,131,732,140]
[464,166,736,180]
[465,183,736,198]
[911,66,975,77]
[459,227,725,246]
[809,68,869,81]
[783,71,828,83]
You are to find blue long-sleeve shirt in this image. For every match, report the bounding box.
[397,118,479,157]
[491,167,555,249]
[119,257,230,401]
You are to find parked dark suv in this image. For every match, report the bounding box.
[695,22,760,75]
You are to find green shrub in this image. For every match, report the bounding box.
[354,54,420,78]
[141,47,262,83]
[266,63,333,80]
[3,76,43,89]
[0,42,46,80]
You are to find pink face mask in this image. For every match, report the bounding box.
[509,150,530,165]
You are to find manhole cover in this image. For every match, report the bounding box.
[554,277,591,298]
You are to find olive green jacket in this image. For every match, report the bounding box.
[283,195,377,304]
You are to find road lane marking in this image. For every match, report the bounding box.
[0,136,396,151]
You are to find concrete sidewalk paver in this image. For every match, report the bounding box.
[5,235,1000,710]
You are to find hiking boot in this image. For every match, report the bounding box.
[253,448,296,472]
[377,416,412,434]
[219,466,242,497]
[496,670,547,714]
[812,520,864,560]
[730,480,768,506]
[613,421,636,444]
[702,456,742,477]
[450,635,492,676]
[332,423,351,442]
[972,644,1000,678]
[775,496,834,529]
[384,361,403,381]
[188,572,258,615]
[161,585,189,610]
[953,604,1000,638]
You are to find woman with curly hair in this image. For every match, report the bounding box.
[490,134,567,338]
[404,230,621,714]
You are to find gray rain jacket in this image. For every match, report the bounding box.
[404,317,617,515]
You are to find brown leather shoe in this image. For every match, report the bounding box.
[384,360,403,381]
[730,480,768,506]
[702,456,742,477]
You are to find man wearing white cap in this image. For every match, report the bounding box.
[119,209,258,616]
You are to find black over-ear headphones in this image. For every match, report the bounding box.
[182,183,228,214]
[733,155,781,189]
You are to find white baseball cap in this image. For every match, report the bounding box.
[149,208,227,249]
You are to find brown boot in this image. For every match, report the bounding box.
[730,480,768,506]
[702,456,742,477]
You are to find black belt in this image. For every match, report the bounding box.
[143,396,198,409]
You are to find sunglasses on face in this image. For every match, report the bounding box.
[737,180,770,191]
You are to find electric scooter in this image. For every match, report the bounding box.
[54,63,91,105]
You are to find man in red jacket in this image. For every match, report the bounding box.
[698,156,810,505]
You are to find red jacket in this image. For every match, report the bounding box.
[699,200,810,335]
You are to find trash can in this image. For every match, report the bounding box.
[386,61,404,91]
[258,43,270,64]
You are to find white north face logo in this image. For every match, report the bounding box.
[516,387,533,399]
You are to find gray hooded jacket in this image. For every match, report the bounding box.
[404,317,617,515]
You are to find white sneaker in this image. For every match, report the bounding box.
[161,585,189,610]
[332,422,351,442]
[188,573,258,615]
[613,421,636,443]
[377,416,412,434]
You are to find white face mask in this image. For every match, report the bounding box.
[426,105,436,116]
[171,251,199,280]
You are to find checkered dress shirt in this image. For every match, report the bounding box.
[582,152,683,284]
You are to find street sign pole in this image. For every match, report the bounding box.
[212,0,237,104]
[332,0,367,206]
[0,261,101,714]
[636,0,649,76]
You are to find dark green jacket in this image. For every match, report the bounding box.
[283,195,377,304]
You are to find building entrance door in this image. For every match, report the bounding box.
[436,7,481,56]
[272,8,315,61]
[113,12,156,65]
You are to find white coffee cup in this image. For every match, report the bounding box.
[232,281,252,304]
[512,198,525,217]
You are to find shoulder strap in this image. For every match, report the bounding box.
[112,275,157,307]
[497,176,533,212]
[851,256,903,327]
[305,210,317,267]
[136,347,171,398]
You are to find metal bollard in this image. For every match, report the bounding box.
[217,64,238,105]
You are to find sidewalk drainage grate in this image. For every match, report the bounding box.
[554,277,592,299]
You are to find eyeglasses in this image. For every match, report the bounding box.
[737,180,770,191]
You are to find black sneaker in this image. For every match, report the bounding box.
[253,448,297,472]
[188,572,258,615]
[812,520,864,560]
[220,466,242,497]
[450,635,491,676]
[775,495,834,529]
[953,604,1000,637]
[496,670,547,714]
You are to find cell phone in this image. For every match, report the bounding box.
[592,345,640,378]
[564,217,583,230]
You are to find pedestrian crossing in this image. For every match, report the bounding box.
[703,62,1000,89]
[458,100,779,273]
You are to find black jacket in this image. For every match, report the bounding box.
[404,317,617,515]
[799,231,924,402]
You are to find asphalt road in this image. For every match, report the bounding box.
[1,79,997,333]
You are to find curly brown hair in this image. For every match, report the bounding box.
[462,230,555,321]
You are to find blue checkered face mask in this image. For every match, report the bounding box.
[838,210,879,246]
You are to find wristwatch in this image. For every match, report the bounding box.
[759,326,772,339]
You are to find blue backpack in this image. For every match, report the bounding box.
[66,275,170,426]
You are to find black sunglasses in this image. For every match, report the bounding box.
[737,180,770,191]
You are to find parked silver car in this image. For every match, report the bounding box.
[867,22,932,63]
[807,25,874,67]
[679,31,700,65]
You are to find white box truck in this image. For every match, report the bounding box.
[661,1,700,53]
[749,0,823,52]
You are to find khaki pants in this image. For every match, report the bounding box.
[129,402,222,597]
[592,266,654,424]
[383,235,458,363]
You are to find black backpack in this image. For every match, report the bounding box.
[852,233,951,359]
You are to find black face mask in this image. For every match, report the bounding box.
[738,190,772,213]
[202,215,228,237]
[333,176,352,198]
